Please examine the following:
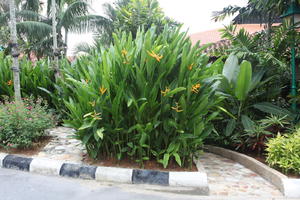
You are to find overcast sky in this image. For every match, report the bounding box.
[68,0,248,55]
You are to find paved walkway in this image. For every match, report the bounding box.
[36,127,85,163]
[199,153,283,197]
[36,127,283,198]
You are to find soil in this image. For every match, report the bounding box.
[83,155,198,172]
[0,136,52,156]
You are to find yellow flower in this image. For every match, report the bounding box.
[121,49,128,57]
[191,83,201,93]
[188,63,194,71]
[91,111,102,120]
[161,87,170,96]
[7,80,12,86]
[85,79,89,84]
[99,86,107,95]
[147,50,163,62]
[171,102,183,113]
[89,101,96,107]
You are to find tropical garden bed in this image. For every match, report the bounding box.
[0,0,300,179]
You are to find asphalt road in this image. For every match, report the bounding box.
[0,168,293,200]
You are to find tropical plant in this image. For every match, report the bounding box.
[0,52,56,106]
[266,129,300,174]
[0,97,56,149]
[77,0,180,52]
[211,54,291,150]
[60,26,221,168]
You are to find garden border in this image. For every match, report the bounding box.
[0,153,209,195]
[205,145,300,198]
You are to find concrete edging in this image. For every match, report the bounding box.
[0,153,209,194]
[205,145,300,198]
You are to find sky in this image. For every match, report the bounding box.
[68,0,248,55]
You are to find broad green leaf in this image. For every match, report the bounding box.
[241,115,255,132]
[235,60,252,101]
[253,102,292,118]
[225,119,236,137]
[222,54,239,84]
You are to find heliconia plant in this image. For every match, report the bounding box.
[61,26,222,168]
[0,52,56,105]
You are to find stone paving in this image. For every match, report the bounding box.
[199,152,283,197]
[36,127,85,163]
[36,127,283,198]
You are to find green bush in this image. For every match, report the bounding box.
[266,130,300,174]
[0,98,56,148]
[62,27,222,168]
[0,52,56,105]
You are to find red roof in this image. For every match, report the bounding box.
[189,24,271,45]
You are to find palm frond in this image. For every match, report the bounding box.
[17,9,47,21]
[67,14,108,33]
[22,0,40,13]
[58,1,90,30]
[17,21,52,39]
[212,5,242,22]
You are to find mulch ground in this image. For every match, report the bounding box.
[83,155,198,172]
[0,136,52,156]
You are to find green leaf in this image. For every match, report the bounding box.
[222,54,239,84]
[163,153,170,168]
[164,87,186,98]
[225,119,236,137]
[96,128,105,140]
[235,60,252,101]
[241,115,255,132]
[253,102,292,118]
[173,153,182,167]
[78,119,95,130]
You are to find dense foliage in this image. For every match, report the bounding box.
[0,52,56,105]
[0,98,55,148]
[266,130,300,174]
[61,27,222,168]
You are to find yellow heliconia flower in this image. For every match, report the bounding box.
[89,101,96,107]
[99,86,107,95]
[171,102,183,113]
[85,79,89,84]
[147,50,163,62]
[91,111,102,120]
[188,63,194,71]
[121,49,128,57]
[161,87,170,96]
[7,80,12,86]
[191,83,201,93]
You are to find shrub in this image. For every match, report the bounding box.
[0,98,56,148]
[266,130,300,174]
[0,52,56,106]
[62,27,222,168]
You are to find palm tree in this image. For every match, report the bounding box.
[51,0,60,79]
[9,0,22,102]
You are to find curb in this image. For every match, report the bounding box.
[0,153,209,195]
[205,145,300,198]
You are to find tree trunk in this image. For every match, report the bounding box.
[52,0,60,80]
[64,28,68,56]
[9,0,22,103]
